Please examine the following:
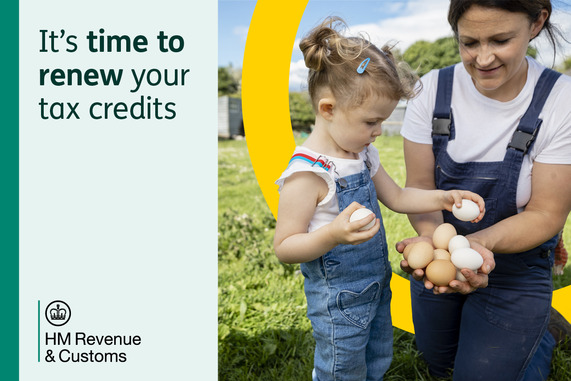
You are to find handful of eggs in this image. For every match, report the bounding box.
[404,223,483,286]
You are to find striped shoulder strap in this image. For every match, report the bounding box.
[288,152,332,171]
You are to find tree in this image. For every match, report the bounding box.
[289,92,314,132]
[404,37,540,77]
[218,66,239,96]
[403,37,461,77]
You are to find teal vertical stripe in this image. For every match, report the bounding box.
[1,0,19,379]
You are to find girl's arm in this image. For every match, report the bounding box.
[274,172,380,264]
[372,152,485,220]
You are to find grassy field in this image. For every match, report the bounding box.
[218,136,571,380]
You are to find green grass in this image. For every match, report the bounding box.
[218,136,571,380]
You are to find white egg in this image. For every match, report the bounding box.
[448,235,470,253]
[452,199,480,221]
[451,247,483,271]
[350,208,375,231]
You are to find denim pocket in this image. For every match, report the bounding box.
[337,281,381,329]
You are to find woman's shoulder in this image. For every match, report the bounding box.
[537,61,571,106]
[531,58,571,165]
[527,57,571,89]
[552,74,571,104]
[419,65,453,87]
[553,70,571,93]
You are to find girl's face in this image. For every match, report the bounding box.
[457,5,547,101]
[327,93,398,157]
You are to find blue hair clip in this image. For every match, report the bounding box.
[357,57,370,74]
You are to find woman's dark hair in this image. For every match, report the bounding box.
[448,0,566,61]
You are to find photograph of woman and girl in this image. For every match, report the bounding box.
[272,0,571,380]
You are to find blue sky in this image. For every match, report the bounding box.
[219,0,571,90]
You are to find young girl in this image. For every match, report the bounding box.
[273,17,486,381]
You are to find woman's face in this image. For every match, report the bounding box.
[457,5,547,101]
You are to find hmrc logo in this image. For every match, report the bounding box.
[45,300,71,327]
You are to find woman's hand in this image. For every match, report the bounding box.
[397,236,495,294]
[327,201,380,246]
[396,236,434,282]
[434,241,495,294]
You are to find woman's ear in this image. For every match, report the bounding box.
[530,9,549,40]
[318,98,336,121]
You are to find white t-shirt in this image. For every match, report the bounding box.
[276,145,381,233]
[401,57,571,210]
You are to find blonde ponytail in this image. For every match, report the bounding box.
[299,16,419,110]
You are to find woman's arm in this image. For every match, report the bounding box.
[273,172,380,264]
[401,139,443,236]
[468,162,571,253]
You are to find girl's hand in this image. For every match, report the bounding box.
[443,190,486,223]
[327,201,380,245]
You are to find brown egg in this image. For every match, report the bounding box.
[403,243,416,261]
[432,223,457,250]
[426,259,457,286]
[407,241,434,269]
[433,249,451,261]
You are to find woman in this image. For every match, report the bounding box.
[398,0,571,380]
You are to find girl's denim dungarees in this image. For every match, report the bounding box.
[301,160,393,381]
[411,66,561,381]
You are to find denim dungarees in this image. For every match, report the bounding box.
[411,66,561,381]
[301,158,393,381]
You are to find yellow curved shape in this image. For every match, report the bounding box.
[241,0,570,334]
[553,284,571,320]
[242,0,301,217]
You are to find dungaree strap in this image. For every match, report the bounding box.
[431,66,456,159]
[506,68,562,155]
[433,65,455,121]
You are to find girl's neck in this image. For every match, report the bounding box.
[303,122,359,160]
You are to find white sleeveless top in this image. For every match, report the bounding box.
[276,145,381,233]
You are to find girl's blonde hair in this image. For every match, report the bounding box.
[299,16,419,111]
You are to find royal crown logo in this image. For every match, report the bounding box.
[50,304,67,320]
[45,300,71,327]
